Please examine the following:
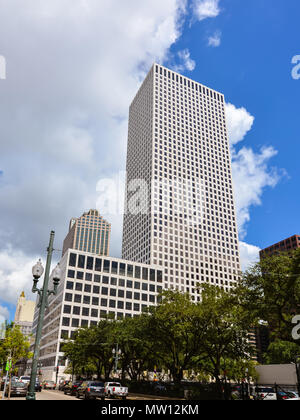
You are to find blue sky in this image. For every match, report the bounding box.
[0,0,299,321]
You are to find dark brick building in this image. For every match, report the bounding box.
[259,234,300,259]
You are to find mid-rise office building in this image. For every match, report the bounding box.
[260,234,300,259]
[122,63,241,297]
[30,249,163,380]
[62,209,111,257]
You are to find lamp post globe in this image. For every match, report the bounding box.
[32,259,44,280]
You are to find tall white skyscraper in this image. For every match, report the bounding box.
[122,63,241,300]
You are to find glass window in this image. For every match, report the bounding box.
[93,286,100,294]
[73,306,80,315]
[91,309,98,317]
[126,280,133,288]
[101,287,108,295]
[92,297,99,306]
[83,296,90,304]
[134,292,140,300]
[111,261,118,274]
[85,272,92,281]
[82,307,89,316]
[100,310,107,318]
[110,289,116,297]
[63,305,71,314]
[102,276,109,284]
[117,301,124,309]
[62,317,70,326]
[126,291,132,299]
[157,271,163,282]
[118,279,125,287]
[74,294,81,303]
[66,281,74,290]
[65,293,72,302]
[126,302,132,311]
[103,260,110,273]
[76,271,84,280]
[134,303,140,312]
[150,269,156,281]
[94,274,101,283]
[127,265,133,277]
[101,298,107,307]
[78,255,85,269]
[86,257,94,270]
[95,258,102,271]
[109,300,116,308]
[119,263,126,276]
[111,277,117,286]
[69,253,77,267]
[72,318,79,327]
[68,270,75,279]
[142,283,148,291]
[84,284,91,293]
[118,290,124,298]
[75,283,82,291]
[134,282,140,290]
[142,268,148,280]
[134,266,141,279]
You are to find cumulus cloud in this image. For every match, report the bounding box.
[225,103,255,146]
[239,241,261,272]
[174,49,196,72]
[208,30,222,47]
[192,0,221,21]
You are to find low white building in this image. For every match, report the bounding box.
[29,248,163,382]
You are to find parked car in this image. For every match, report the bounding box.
[19,376,31,385]
[76,381,106,400]
[5,381,27,397]
[104,382,128,400]
[35,380,42,392]
[254,386,277,400]
[42,380,56,390]
[64,381,83,396]
[59,380,70,391]
[285,391,299,399]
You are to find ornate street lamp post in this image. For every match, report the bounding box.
[112,344,122,377]
[26,231,61,400]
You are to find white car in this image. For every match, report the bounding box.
[19,376,31,385]
[254,387,277,400]
[104,382,128,400]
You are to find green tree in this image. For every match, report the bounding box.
[145,290,209,385]
[0,324,32,399]
[193,285,257,397]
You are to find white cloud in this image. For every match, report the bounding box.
[208,30,222,47]
[175,49,196,71]
[192,0,221,21]
[239,241,260,272]
[0,247,38,305]
[224,102,283,239]
[225,103,255,146]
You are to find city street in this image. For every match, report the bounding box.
[1,389,178,401]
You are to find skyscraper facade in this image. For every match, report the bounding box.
[122,63,241,299]
[62,209,111,257]
[14,291,35,338]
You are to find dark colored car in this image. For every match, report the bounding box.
[5,381,27,397]
[76,381,105,400]
[59,380,70,391]
[35,380,42,392]
[64,381,83,396]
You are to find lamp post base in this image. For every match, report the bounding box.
[26,392,36,400]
